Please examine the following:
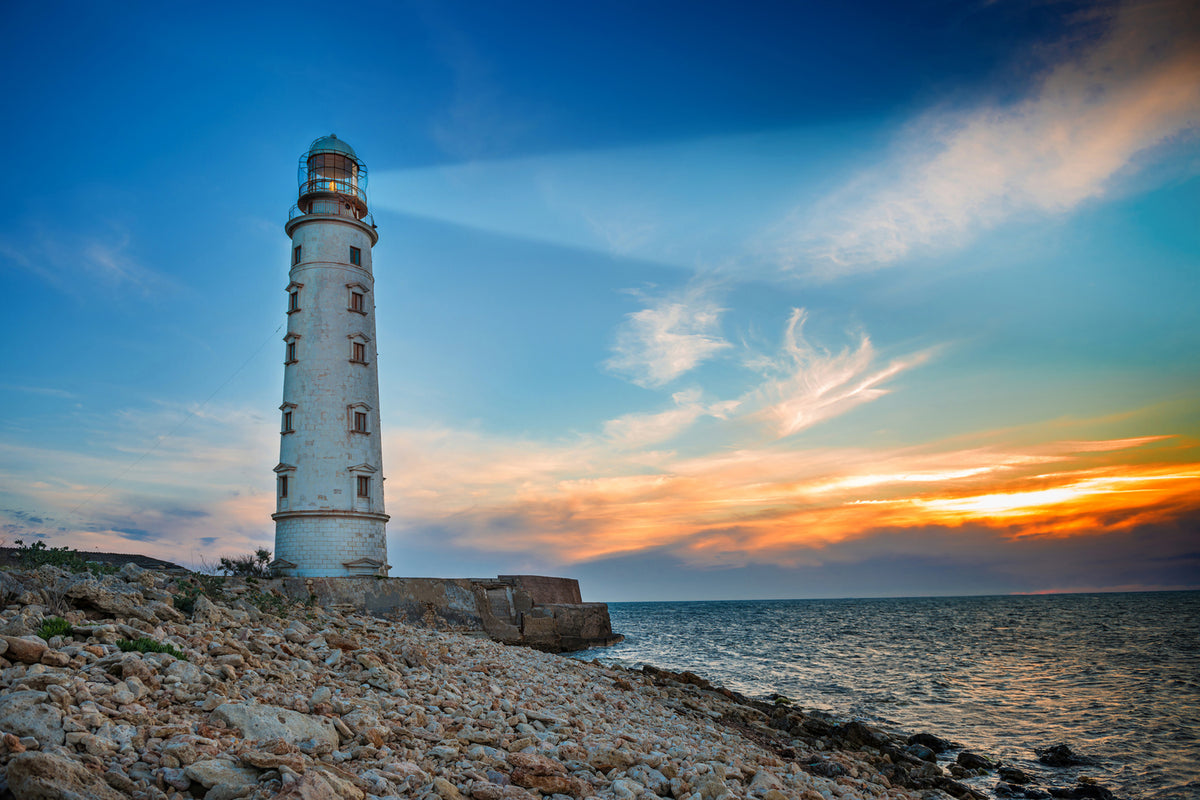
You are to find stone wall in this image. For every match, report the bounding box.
[272,575,620,653]
[497,575,583,605]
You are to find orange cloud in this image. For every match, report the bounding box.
[385,426,1200,568]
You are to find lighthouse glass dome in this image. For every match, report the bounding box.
[292,134,371,223]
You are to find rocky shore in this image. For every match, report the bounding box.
[0,564,1118,800]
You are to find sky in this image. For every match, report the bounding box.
[1,0,1198,601]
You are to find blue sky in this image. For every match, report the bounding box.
[1,0,1198,600]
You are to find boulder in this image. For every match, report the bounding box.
[277,770,365,799]
[909,732,953,753]
[507,751,567,775]
[0,690,65,745]
[211,702,338,750]
[470,781,506,800]
[6,751,126,800]
[184,758,261,789]
[1036,743,1093,767]
[1046,782,1115,800]
[61,575,157,622]
[1,635,48,664]
[905,742,938,762]
[956,750,995,771]
[999,766,1034,785]
[192,593,224,624]
[325,632,359,650]
[511,771,587,797]
[434,777,466,800]
[834,720,890,749]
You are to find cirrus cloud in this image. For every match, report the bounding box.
[776,0,1200,275]
[605,284,732,387]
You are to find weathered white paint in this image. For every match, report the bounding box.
[272,138,388,577]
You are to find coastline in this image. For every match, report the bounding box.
[0,564,1118,800]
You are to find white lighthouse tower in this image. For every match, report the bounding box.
[271,135,389,578]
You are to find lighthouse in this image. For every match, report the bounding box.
[271,135,389,578]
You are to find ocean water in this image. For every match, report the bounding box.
[572,592,1200,800]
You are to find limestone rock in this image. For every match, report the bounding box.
[508,751,567,775]
[470,782,506,800]
[193,593,224,624]
[325,632,359,650]
[211,702,338,750]
[2,635,48,664]
[39,649,71,667]
[434,776,467,800]
[0,690,65,746]
[278,770,365,799]
[61,575,157,622]
[184,758,261,789]
[239,747,306,771]
[511,771,587,797]
[6,751,127,800]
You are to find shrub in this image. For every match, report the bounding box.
[173,574,229,614]
[37,616,73,641]
[12,539,115,575]
[217,548,272,578]
[116,637,187,660]
[173,584,202,614]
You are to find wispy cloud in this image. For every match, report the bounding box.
[603,388,739,449]
[0,384,78,400]
[0,223,174,298]
[779,0,1200,274]
[744,308,930,437]
[605,284,731,387]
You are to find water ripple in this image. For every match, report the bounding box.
[574,592,1200,800]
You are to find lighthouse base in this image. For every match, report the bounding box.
[272,511,389,577]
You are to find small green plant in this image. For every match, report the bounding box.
[37,616,72,641]
[173,574,230,614]
[196,573,228,597]
[245,588,287,617]
[117,637,187,660]
[771,694,793,705]
[173,584,203,614]
[217,548,272,578]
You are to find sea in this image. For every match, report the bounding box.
[570,592,1200,800]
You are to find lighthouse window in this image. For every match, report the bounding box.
[357,476,370,498]
[350,291,364,313]
[293,245,302,265]
[286,341,297,363]
[288,291,300,313]
[282,410,294,433]
[354,411,368,433]
[279,475,289,499]
[349,246,362,266]
[352,341,366,363]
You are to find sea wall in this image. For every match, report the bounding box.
[272,574,620,653]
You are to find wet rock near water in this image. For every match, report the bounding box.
[1035,744,1095,768]
[956,751,995,772]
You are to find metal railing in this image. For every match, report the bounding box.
[298,179,368,204]
[288,202,375,227]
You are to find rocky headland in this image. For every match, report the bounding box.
[0,563,1118,800]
